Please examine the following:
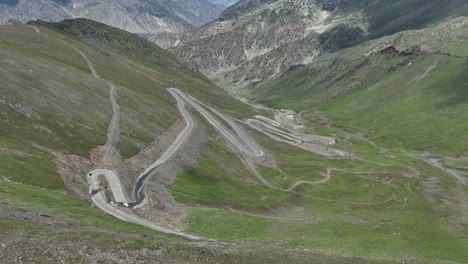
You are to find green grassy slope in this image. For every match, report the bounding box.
[169,111,468,263]
[251,17,468,155]
[46,19,255,118]
[158,18,467,262]
[1,19,254,159]
[1,219,401,264]
[0,20,261,261]
[172,127,468,262]
[0,125,386,263]
[326,54,468,154]
[1,18,467,263]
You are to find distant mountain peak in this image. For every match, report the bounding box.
[152,0,468,91]
[0,0,228,34]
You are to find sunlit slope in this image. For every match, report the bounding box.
[0,18,252,235]
[252,17,468,155]
[0,18,467,263]
[0,19,253,158]
[170,113,468,263]
[0,19,417,263]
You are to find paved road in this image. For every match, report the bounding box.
[84,89,201,240]
[87,169,201,240]
[254,115,335,145]
[132,88,265,203]
[208,107,263,157]
[88,169,127,203]
[133,88,195,203]
[65,43,396,240]
[66,43,202,239]
[173,90,264,157]
[85,87,266,239]
[245,116,346,157]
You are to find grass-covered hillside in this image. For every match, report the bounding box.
[319,0,468,40]
[2,18,413,263]
[170,112,468,263]
[1,18,467,263]
[1,19,253,159]
[252,17,468,156]
[0,19,281,263]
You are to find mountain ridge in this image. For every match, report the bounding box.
[0,0,225,34]
[152,0,468,91]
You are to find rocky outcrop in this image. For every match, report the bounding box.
[151,0,366,92]
[219,0,276,20]
[380,46,423,56]
[208,0,239,8]
[151,0,468,93]
[0,0,225,34]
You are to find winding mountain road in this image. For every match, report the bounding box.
[66,42,359,240]
[133,88,195,204]
[245,116,345,156]
[67,43,203,239]
[87,169,201,240]
[172,90,264,157]
[86,87,269,239]
[253,115,335,144]
[85,88,202,239]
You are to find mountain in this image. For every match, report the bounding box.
[2,0,468,261]
[0,0,224,34]
[151,0,468,179]
[2,18,467,263]
[149,6,468,262]
[219,0,276,20]
[152,0,468,90]
[208,0,239,7]
[253,17,468,156]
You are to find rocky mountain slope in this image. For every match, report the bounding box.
[152,0,468,91]
[208,0,239,7]
[0,0,224,34]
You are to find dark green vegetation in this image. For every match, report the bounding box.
[0,136,62,189]
[326,54,468,155]
[319,25,365,53]
[317,0,468,41]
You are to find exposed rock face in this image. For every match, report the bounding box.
[219,0,276,20]
[0,0,225,34]
[151,0,468,93]
[151,0,366,92]
[208,0,239,8]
